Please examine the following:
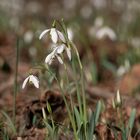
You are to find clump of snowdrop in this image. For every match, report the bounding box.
[39,24,72,66]
[22,21,73,90]
[22,74,39,89]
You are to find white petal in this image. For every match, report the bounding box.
[45,49,56,64]
[67,28,73,41]
[29,75,39,88]
[45,53,53,64]
[66,47,71,60]
[56,44,65,54]
[39,29,50,40]
[50,43,57,50]
[57,31,66,43]
[56,55,63,64]
[116,90,121,104]
[22,77,30,89]
[50,28,58,43]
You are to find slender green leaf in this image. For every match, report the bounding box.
[47,102,52,114]
[126,108,136,137]
[94,101,102,125]
[88,111,95,140]
[44,121,53,135]
[88,101,102,140]
[1,111,16,135]
[74,106,82,130]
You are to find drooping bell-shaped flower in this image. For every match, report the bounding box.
[39,28,65,43]
[22,75,39,89]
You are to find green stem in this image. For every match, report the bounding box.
[81,68,87,140]
[47,68,79,140]
[71,59,83,118]
[63,60,74,113]
[71,43,87,139]
[13,38,20,125]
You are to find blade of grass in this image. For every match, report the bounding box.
[1,111,16,135]
[13,38,20,124]
[126,108,136,138]
[94,101,102,125]
[74,106,82,130]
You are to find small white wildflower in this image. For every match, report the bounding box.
[22,75,39,89]
[116,90,122,106]
[39,28,65,43]
[53,44,65,54]
[67,28,74,41]
[56,44,71,61]
[45,44,71,65]
[66,47,71,60]
[45,47,63,65]
[96,26,117,40]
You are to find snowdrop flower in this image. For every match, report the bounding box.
[45,44,71,65]
[65,47,71,60]
[116,90,121,105]
[22,75,39,89]
[39,28,65,43]
[96,26,117,41]
[55,44,71,61]
[45,45,64,65]
[67,28,74,41]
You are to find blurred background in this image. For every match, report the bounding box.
[1,1,140,139]
[0,0,140,95]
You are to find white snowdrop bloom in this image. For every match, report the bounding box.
[45,47,64,65]
[22,75,39,89]
[96,26,117,41]
[65,47,71,60]
[55,44,71,60]
[116,90,121,105]
[45,44,71,65]
[45,50,55,65]
[67,28,74,41]
[51,44,65,54]
[39,28,65,43]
